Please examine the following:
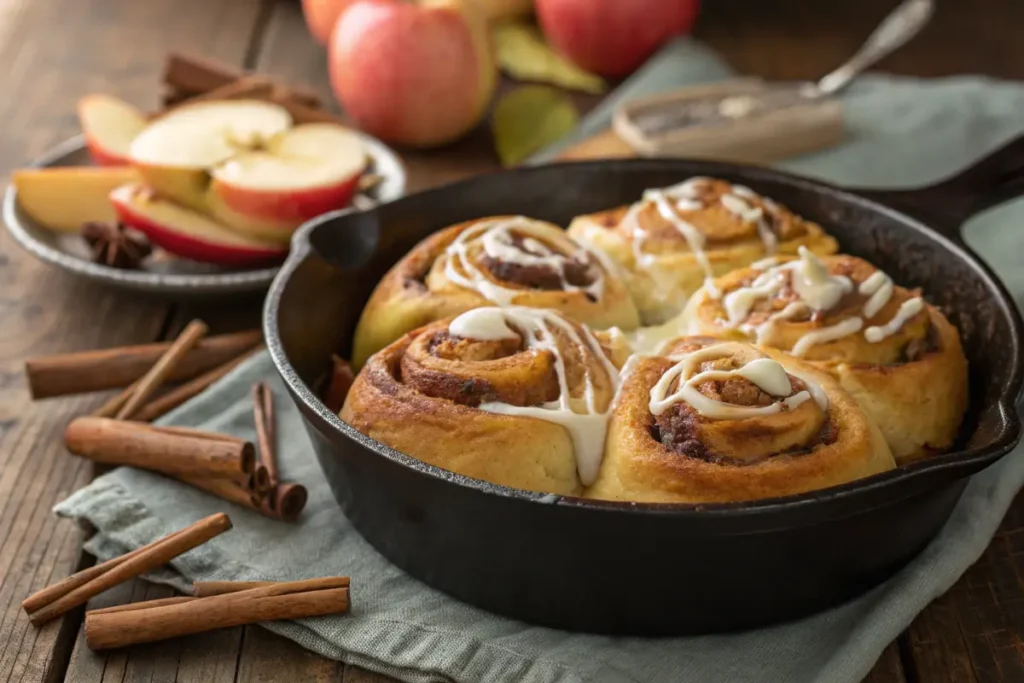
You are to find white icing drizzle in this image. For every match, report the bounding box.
[448,307,619,486]
[790,246,853,311]
[649,342,828,420]
[713,248,920,353]
[865,297,924,343]
[858,271,894,319]
[791,317,864,357]
[723,271,787,326]
[623,177,782,300]
[447,307,519,341]
[741,301,811,346]
[444,217,605,306]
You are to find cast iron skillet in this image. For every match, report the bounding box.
[264,136,1024,635]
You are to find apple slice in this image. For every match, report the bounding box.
[13,166,141,233]
[110,183,288,267]
[78,95,148,166]
[128,100,366,240]
[129,99,292,214]
[208,123,366,237]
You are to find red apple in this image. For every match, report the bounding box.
[78,95,148,166]
[536,0,700,78]
[128,100,367,241]
[110,183,289,267]
[301,0,357,44]
[328,0,497,148]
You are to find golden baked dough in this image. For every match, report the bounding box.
[342,307,631,496]
[679,251,969,464]
[586,337,896,503]
[567,177,838,324]
[351,216,640,368]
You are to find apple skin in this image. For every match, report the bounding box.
[536,0,700,78]
[87,141,131,167]
[301,0,357,44]
[328,0,497,148]
[208,172,361,240]
[110,184,288,267]
[78,95,148,166]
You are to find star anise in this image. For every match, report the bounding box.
[80,222,152,269]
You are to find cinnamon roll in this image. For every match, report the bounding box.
[567,177,838,324]
[586,337,896,503]
[680,249,969,464]
[351,216,640,367]
[342,307,631,495]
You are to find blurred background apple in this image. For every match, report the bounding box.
[328,0,496,148]
[535,0,700,78]
[301,0,357,45]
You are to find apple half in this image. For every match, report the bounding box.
[128,100,367,241]
[78,95,148,166]
[110,183,289,267]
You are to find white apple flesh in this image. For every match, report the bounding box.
[77,95,148,166]
[110,183,288,267]
[128,100,367,241]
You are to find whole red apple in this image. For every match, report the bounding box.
[302,0,357,45]
[536,0,700,78]
[329,0,496,148]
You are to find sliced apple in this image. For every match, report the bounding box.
[78,95,148,166]
[110,183,288,267]
[127,100,366,241]
[208,123,366,236]
[13,166,141,233]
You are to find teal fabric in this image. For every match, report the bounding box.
[56,39,1024,683]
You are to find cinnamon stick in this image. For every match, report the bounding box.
[65,417,255,478]
[162,53,322,108]
[191,580,274,597]
[251,382,309,521]
[133,345,262,422]
[194,576,350,598]
[21,526,188,615]
[165,75,275,109]
[88,596,197,615]
[252,382,279,485]
[85,586,350,650]
[25,330,261,399]
[28,513,231,626]
[175,473,267,510]
[93,378,140,418]
[263,483,308,523]
[322,355,355,413]
[115,320,209,419]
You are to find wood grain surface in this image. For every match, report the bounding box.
[0,0,1022,681]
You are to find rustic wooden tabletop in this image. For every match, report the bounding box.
[1,0,1023,681]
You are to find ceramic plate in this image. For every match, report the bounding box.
[3,134,406,296]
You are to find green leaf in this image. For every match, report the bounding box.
[492,85,579,167]
[493,22,607,94]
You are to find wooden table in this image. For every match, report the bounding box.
[2,0,1023,681]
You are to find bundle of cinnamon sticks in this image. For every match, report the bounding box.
[23,513,351,650]
[160,53,346,128]
[27,319,307,521]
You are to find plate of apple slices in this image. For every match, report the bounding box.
[4,95,405,295]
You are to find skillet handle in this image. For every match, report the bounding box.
[858,134,1024,238]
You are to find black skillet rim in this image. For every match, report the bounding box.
[263,158,1024,519]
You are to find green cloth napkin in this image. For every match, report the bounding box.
[57,39,1024,683]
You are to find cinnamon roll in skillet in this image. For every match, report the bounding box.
[567,177,839,325]
[679,249,969,465]
[586,337,896,503]
[342,307,631,496]
[351,216,640,368]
